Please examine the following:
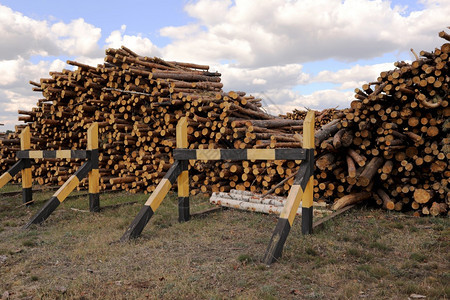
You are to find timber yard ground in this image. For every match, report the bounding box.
[0,185,448,299]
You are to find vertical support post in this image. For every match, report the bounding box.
[176,117,190,222]
[301,111,315,235]
[87,122,100,212]
[20,127,32,205]
[0,160,25,189]
[120,161,182,241]
[262,110,315,265]
[25,161,92,228]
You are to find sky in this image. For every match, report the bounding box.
[0,0,449,131]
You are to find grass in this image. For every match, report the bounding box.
[0,184,449,299]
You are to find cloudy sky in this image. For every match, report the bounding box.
[0,0,448,131]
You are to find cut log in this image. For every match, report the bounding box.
[331,192,371,210]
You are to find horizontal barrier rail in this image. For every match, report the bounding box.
[16,150,94,160]
[173,148,306,161]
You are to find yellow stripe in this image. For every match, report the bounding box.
[301,176,314,208]
[178,170,189,197]
[303,111,314,149]
[197,149,220,160]
[247,149,275,160]
[145,178,172,211]
[29,151,43,159]
[55,175,80,202]
[0,172,13,188]
[22,168,32,189]
[20,127,31,150]
[279,184,304,226]
[176,117,188,148]
[56,150,72,159]
[87,122,98,150]
[89,169,100,193]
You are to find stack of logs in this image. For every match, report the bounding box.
[0,30,448,216]
[0,46,305,195]
[308,30,449,216]
[283,108,343,129]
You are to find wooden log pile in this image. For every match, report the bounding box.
[0,46,304,195]
[0,30,448,216]
[283,108,343,129]
[309,30,450,216]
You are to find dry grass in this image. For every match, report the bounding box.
[0,185,449,299]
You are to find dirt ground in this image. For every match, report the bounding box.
[0,185,449,299]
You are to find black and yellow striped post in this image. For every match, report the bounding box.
[262,111,315,265]
[20,127,33,205]
[87,123,100,212]
[0,160,25,189]
[176,117,190,222]
[301,112,315,235]
[120,161,182,241]
[24,161,92,228]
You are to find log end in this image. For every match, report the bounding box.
[413,189,432,204]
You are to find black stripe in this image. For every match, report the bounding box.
[43,150,56,158]
[275,148,306,160]
[173,149,196,160]
[24,196,60,228]
[262,218,291,265]
[16,151,29,159]
[178,196,190,222]
[22,187,33,205]
[120,206,154,241]
[165,161,182,184]
[23,158,31,169]
[292,149,314,190]
[179,160,188,171]
[88,149,99,168]
[75,161,93,181]
[8,160,25,177]
[89,193,100,212]
[71,150,88,159]
[293,161,309,187]
[302,207,313,235]
[220,149,247,160]
[306,148,314,161]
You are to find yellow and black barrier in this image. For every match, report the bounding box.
[121,112,315,265]
[120,161,183,241]
[0,123,100,226]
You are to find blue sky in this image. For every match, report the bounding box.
[0,0,192,46]
[0,0,448,130]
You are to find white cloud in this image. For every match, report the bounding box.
[160,0,450,67]
[0,57,67,88]
[252,78,267,85]
[0,5,102,60]
[105,25,161,57]
[0,57,69,131]
[262,89,354,116]
[217,63,310,93]
[184,0,232,25]
[51,18,102,57]
[313,62,395,90]
[1,89,36,113]
[0,59,21,86]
